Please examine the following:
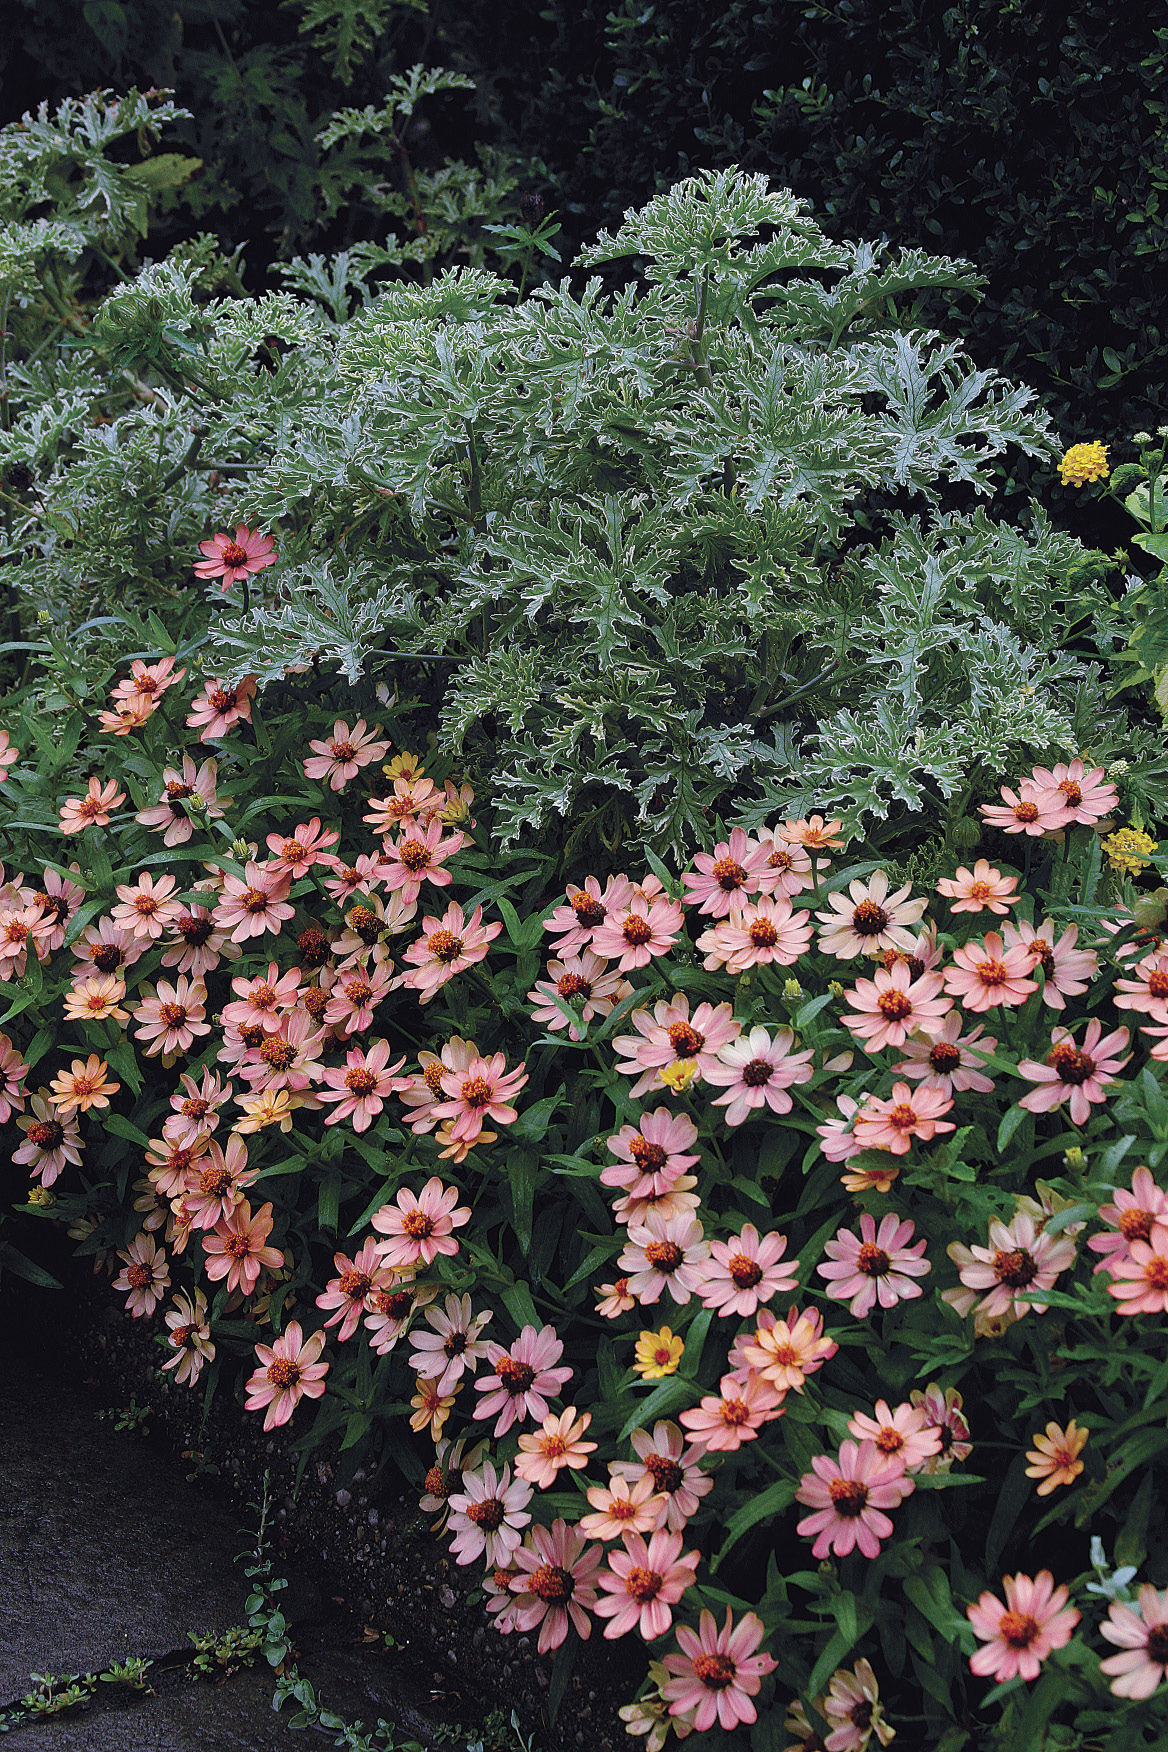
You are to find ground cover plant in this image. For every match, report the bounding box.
[1,609,1168,1748]
[4,163,1164,866]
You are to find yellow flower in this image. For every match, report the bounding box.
[26,1185,53,1208]
[633,1327,684,1380]
[659,1058,698,1095]
[1102,826,1158,877]
[383,750,425,782]
[232,1089,299,1134]
[1057,441,1109,487]
[410,1376,457,1439]
[1025,1419,1088,1495]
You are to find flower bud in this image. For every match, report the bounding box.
[951,814,982,849]
[230,837,250,859]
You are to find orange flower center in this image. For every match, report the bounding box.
[827,1478,869,1516]
[27,1119,64,1148]
[496,1358,536,1394]
[200,1166,233,1197]
[466,1497,505,1529]
[125,1261,153,1289]
[374,1289,413,1320]
[768,847,794,873]
[852,900,889,935]
[557,973,591,999]
[628,1137,668,1171]
[78,796,105,820]
[692,1653,737,1690]
[1046,1042,1095,1084]
[1013,801,1039,823]
[345,1068,378,1096]
[667,1022,704,1057]
[928,1041,961,1072]
[727,1253,763,1289]
[259,1038,296,1070]
[241,887,270,914]
[1145,1257,1168,1291]
[997,1610,1039,1649]
[875,1428,904,1453]
[643,1455,683,1492]
[222,541,249,567]
[968,881,993,901]
[887,1102,919,1130]
[1118,1208,1153,1242]
[992,1247,1038,1288]
[344,978,372,1005]
[348,905,379,941]
[266,1357,302,1389]
[645,1240,684,1273]
[540,1434,569,1459]
[158,1002,188,1028]
[624,1565,663,1603]
[622,913,654,946]
[460,1074,493,1108]
[338,1268,372,1298]
[423,1463,447,1497]
[177,915,213,944]
[878,989,913,1021]
[570,893,606,925]
[329,741,356,761]
[226,1233,254,1259]
[719,1397,751,1426]
[1058,779,1083,806]
[528,1564,573,1603]
[423,1062,446,1095]
[397,839,431,872]
[171,1323,194,1348]
[209,688,237,712]
[748,918,779,948]
[711,856,746,891]
[134,895,159,917]
[857,1243,891,1276]
[975,958,1009,988]
[1148,969,1168,999]
[401,1209,435,1239]
[181,1097,210,1119]
[427,929,463,964]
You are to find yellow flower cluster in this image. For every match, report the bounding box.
[1057,440,1109,487]
[1102,826,1158,877]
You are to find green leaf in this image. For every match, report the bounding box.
[712,1479,797,1565]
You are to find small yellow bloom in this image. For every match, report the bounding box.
[659,1058,698,1095]
[1025,1419,1088,1495]
[409,1376,457,1440]
[26,1185,53,1208]
[232,1089,299,1134]
[633,1327,684,1380]
[1057,441,1109,487]
[1102,826,1158,877]
[782,978,804,1001]
[383,750,425,782]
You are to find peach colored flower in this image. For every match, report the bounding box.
[527,949,631,1040]
[966,1571,1079,1683]
[371,1175,472,1268]
[839,962,951,1052]
[754,829,814,897]
[1088,1165,1168,1275]
[613,994,741,1099]
[695,893,813,974]
[815,871,928,960]
[678,1370,785,1453]
[318,1038,406,1132]
[661,1607,776,1733]
[509,1519,602,1654]
[943,930,1038,1012]
[851,1082,955,1155]
[378,817,465,904]
[48,1053,118,1117]
[244,1321,329,1430]
[591,887,685,971]
[62,974,129,1024]
[132,976,210,1059]
[162,1287,214,1386]
[1028,758,1117,828]
[185,675,257,740]
[610,1422,713,1532]
[618,1212,710,1306]
[910,1383,971,1473]
[680,828,771,917]
[1024,1419,1088,1495]
[936,860,1019,915]
[595,1529,700,1641]
[1017,1019,1130,1124]
[846,1401,942,1474]
[0,729,18,778]
[447,1462,532,1567]
[431,1051,528,1146]
[1099,1586,1168,1698]
[542,874,634,955]
[136,757,225,846]
[1105,1232,1168,1314]
[515,1407,597,1489]
[111,871,184,942]
[303,718,391,790]
[112,1230,170,1317]
[780,815,845,851]
[979,781,1069,837]
[401,901,503,1004]
[59,777,126,834]
[735,1304,837,1394]
[694,1225,799,1318]
[603,1109,700,1198]
[409,1292,493,1395]
[578,1473,667,1542]
[213,863,295,943]
[202,1198,284,1295]
[1003,917,1098,1011]
[1114,950,1168,1024]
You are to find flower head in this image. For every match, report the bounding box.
[660,1607,776,1733]
[244,1321,328,1430]
[936,860,1019,915]
[818,1212,930,1317]
[1099,1585,1168,1698]
[1057,441,1108,487]
[509,1519,603,1654]
[634,1327,685,1379]
[474,1324,572,1436]
[966,1571,1079,1683]
[1103,826,1158,877]
[1025,1420,1088,1495]
[194,523,277,589]
[795,1440,913,1559]
[595,1529,700,1641]
[371,1176,471,1268]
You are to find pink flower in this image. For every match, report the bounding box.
[680,828,770,917]
[610,1421,713,1531]
[185,676,257,741]
[265,816,339,878]
[161,905,240,978]
[1113,950,1168,1024]
[0,1033,28,1123]
[58,777,126,834]
[15,1092,83,1187]
[695,1225,799,1317]
[395,1037,477,1135]
[735,1304,837,1394]
[515,1408,597,1488]
[447,1462,533,1567]
[322,961,395,1035]
[0,729,18,779]
[595,1529,700,1640]
[194,523,277,589]
[695,893,813,973]
[303,719,391,791]
[318,1039,406,1132]
[543,874,634,956]
[944,931,1038,1012]
[936,860,1020,915]
[111,872,184,942]
[851,1082,956,1155]
[795,1440,913,1559]
[527,949,631,1040]
[181,1134,256,1230]
[319,852,383,906]
[474,1324,572,1436]
[212,863,295,943]
[945,1212,1076,1323]
[371,1176,471,1268]
[136,756,225,847]
[893,1013,998,1096]
[966,1571,1079,1683]
[161,1288,213,1387]
[1002,918,1098,1011]
[409,1292,492,1395]
[603,1109,701,1197]
[1105,1233,1168,1314]
[839,962,952,1052]
[910,1383,972,1472]
[112,1232,170,1317]
[815,872,928,960]
[661,1608,776,1732]
[71,917,145,979]
[592,885,685,971]
[1088,1166,1168,1275]
[378,818,465,905]
[401,902,503,1003]
[244,1321,329,1431]
[221,963,303,1034]
[847,1400,943,1473]
[315,1239,397,1342]
[1099,1585,1168,1698]
[431,1051,528,1146]
[1017,1019,1130,1124]
[703,1026,815,1125]
[979,781,1070,837]
[753,830,814,897]
[613,994,741,1099]
[202,1199,284,1296]
[678,1370,785,1453]
[1029,758,1117,828]
[509,1520,603,1654]
[818,1212,930,1316]
[578,1473,667,1541]
[132,976,210,1059]
[618,1211,710,1305]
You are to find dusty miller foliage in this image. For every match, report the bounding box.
[2,163,1142,854]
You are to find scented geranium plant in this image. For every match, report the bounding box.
[3,632,1168,1747]
[5,165,1163,861]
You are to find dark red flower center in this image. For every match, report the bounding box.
[857,1243,891,1277]
[852,901,889,935]
[992,1247,1038,1288]
[667,1022,704,1057]
[711,856,746,892]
